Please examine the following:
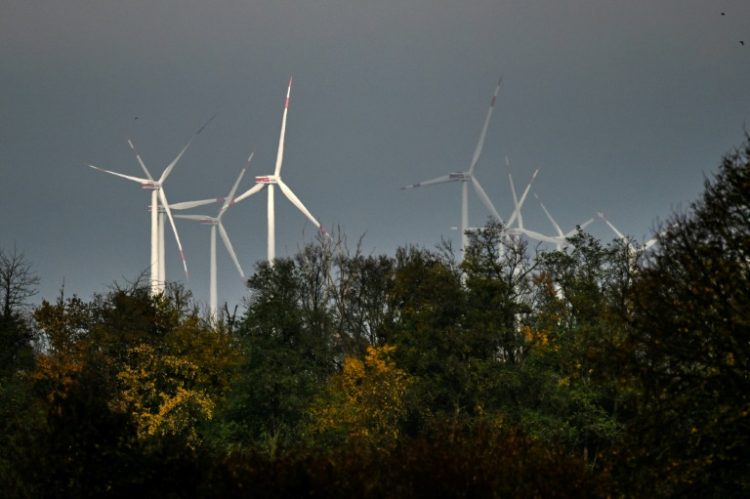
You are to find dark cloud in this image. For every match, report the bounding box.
[1,0,749,307]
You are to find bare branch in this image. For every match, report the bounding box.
[0,245,40,318]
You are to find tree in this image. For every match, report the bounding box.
[210,257,337,454]
[0,246,39,319]
[109,343,215,449]
[24,283,227,496]
[0,246,39,376]
[462,221,536,364]
[625,137,750,496]
[461,230,633,469]
[308,344,412,449]
[382,246,468,419]
[327,233,394,351]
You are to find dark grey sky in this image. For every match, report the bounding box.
[2,0,749,310]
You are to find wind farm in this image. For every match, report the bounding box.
[86,78,335,316]
[85,77,662,314]
[5,3,749,494]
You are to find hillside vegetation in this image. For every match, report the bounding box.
[1,139,748,497]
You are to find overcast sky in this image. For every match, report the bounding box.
[2,0,749,310]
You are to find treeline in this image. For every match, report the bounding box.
[1,139,749,497]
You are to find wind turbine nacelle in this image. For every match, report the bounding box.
[141,183,157,190]
[255,175,278,185]
[449,172,468,181]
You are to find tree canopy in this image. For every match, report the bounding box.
[1,137,749,497]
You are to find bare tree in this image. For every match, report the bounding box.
[0,246,39,319]
[0,246,39,374]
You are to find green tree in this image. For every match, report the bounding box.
[211,257,337,454]
[625,138,750,496]
[380,245,477,426]
[462,221,535,364]
[0,248,43,496]
[25,283,226,496]
[485,232,635,469]
[328,236,394,351]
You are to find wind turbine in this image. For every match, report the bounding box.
[504,156,539,232]
[597,212,657,253]
[168,153,255,215]
[402,79,503,255]
[524,193,595,250]
[174,168,247,320]
[451,166,538,236]
[88,116,214,294]
[233,78,325,264]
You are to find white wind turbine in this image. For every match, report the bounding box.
[504,156,539,232]
[402,79,503,255]
[451,166,539,236]
[507,190,593,250]
[233,78,326,265]
[88,117,214,294]
[597,212,657,253]
[174,168,247,320]
[168,152,255,216]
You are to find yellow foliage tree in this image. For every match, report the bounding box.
[309,344,412,448]
[109,343,215,449]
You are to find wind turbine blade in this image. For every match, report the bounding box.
[579,217,595,232]
[516,169,539,212]
[507,227,559,245]
[470,176,503,224]
[159,142,191,184]
[173,214,214,222]
[509,173,519,206]
[88,164,151,186]
[245,151,255,168]
[273,78,292,177]
[234,183,265,204]
[218,222,245,278]
[195,113,217,135]
[401,174,455,190]
[563,217,595,238]
[277,179,322,230]
[170,199,218,210]
[220,168,246,215]
[506,172,522,228]
[468,78,501,174]
[158,115,215,184]
[127,139,154,181]
[536,193,565,237]
[597,212,626,240]
[158,188,189,279]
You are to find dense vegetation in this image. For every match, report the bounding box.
[1,139,748,497]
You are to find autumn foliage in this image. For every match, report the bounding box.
[1,138,749,496]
